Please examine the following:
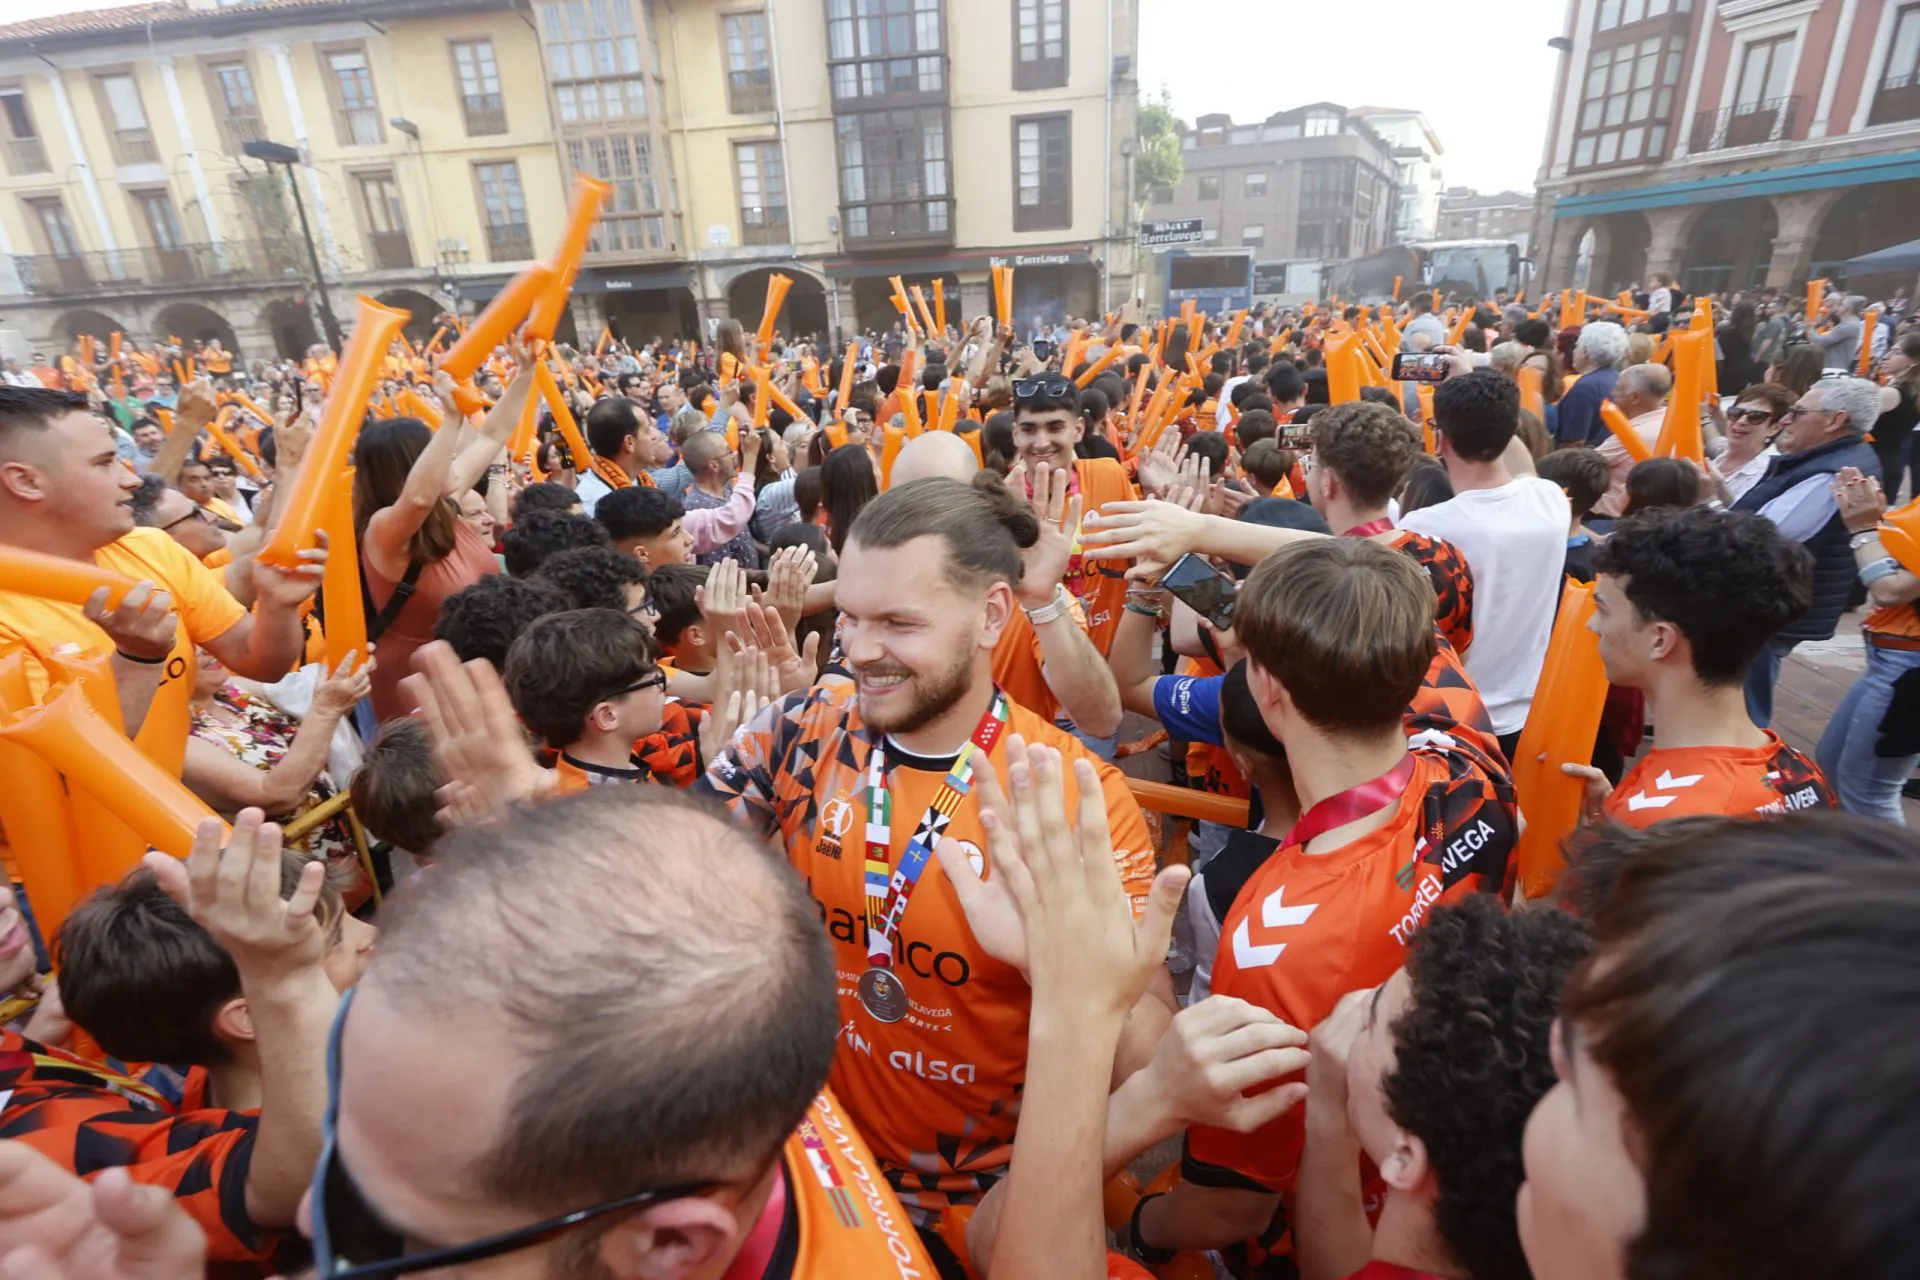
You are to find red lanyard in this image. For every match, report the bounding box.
[1286,755,1416,847]
[718,1164,787,1280]
[1343,517,1395,538]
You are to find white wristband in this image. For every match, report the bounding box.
[1023,584,1072,625]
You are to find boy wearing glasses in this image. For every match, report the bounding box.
[503,608,672,790]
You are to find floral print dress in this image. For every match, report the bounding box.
[189,685,363,898]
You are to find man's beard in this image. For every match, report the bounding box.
[858,649,977,737]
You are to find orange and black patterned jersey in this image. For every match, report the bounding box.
[1184,739,1517,1279]
[1604,733,1835,826]
[1407,636,1504,771]
[541,699,707,792]
[1385,530,1474,659]
[695,685,1153,1226]
[0,1031,298,1273]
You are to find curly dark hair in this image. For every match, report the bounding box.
[1382,896,1592,1280]
[433,574,572,668]
[513,481,583,519]
[1592,506,1812,685]
[1432,370,1520,463]
[1311,401,1423,509]
[535,545,648,612]
[502,509,611,578]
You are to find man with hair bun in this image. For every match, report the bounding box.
[698,476,1172,1273]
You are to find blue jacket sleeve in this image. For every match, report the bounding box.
[1151,674,1225,745]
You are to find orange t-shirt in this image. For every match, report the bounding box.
[990,592,1089,725]
[1064,457,1137,658]
[1187,743,1517,1216]
[0,528,246,759]
[1865,602,1920,641]
[786,1088,939,1277]
[1603,733,1835,826]
[698,687,1153,1223]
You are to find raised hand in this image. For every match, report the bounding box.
[695,558,749,645]
[700,640,772,764]
[0,1144,207,1280]
[400,640,548,823]
[143,810,324,981]
[310,652,373,719]
[1015,462,1084,609]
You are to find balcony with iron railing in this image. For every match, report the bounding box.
[4,136,49,175]
[5,239,306,298]
[460,94,507,136]
[484,222,535,261]
[220,112,268,155]
[337,106,383,146]
[1870,72,1920,126]
[111,127,159,165]
[1689,94,1799,153]
[740,205,788,246]
[367,229,414,270]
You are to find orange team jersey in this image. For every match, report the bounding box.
[1179,654,1250,802]
[1602,732,1835,827]
[782,1088,938,1278]
[1185,736,1516,1276]
[990,590,1088,724]
[697,685,1154,1224]
[1383,530,1474,658]
[550,700,708,792]
[0,527,245,747]
[1064,457,1137,657]
[0,1030,300,1271]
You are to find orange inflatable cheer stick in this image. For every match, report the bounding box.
[751,364,772,429]
[1860,309,1880,377]
[1392,275,1403,301]
[1074,345,1123,388]
[440,265,556,385]
[757,273,795,350]
[0,655,86,939]
[0,683,227,869]
[1599,401,1652,464]
[1806,278,1827,324]
[909,285,937,339]
[1654,330,1707,465]
[765,379,808,424]
[321,479,367,673]
[1325,335,1361,404]
[0,544,139,610]
[206,409,265,481]
[259,295,409,569]
[836,339,860,415]
[1516,366,1547,424]
[1876,496,1920,577]
[1416,384,1436,455]
[993,265,1015,328]
[538,361,623,491]
[39,650,149,888]
[1513,580,1609,899]
[879,423,907,490]
[397,385,444,428]
[931,277,947,334]
[527,174,613,343]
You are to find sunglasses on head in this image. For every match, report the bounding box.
[311,987,718,1280]
[1013,374,1075,403]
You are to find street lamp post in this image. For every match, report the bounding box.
[243,139,343,352]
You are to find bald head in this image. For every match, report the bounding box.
[361,787,836,1206]
[890,430,979,486]
[680,429,730,472]
[1613,363,1673,416]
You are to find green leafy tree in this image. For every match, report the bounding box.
[1133,91,1184,212]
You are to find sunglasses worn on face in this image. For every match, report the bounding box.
[1730,408,1774,423]
[311,987,718,1280]
[162,507,212,532]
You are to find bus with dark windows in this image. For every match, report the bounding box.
[1330,240,1529,304]
[1165,250,1254,316]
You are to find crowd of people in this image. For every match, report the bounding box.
[0,266,1915,1280]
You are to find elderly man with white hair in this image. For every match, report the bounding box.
[1731,375,1884,726]
[1552,320,1631,447]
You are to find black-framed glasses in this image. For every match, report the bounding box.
[1013,374,1075,403]
[604,669,667,702]
[161,507,212,533]
[311,987,718,1280]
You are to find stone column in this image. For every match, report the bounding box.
[1642,206,1696,282]
[1765,190,1845,291]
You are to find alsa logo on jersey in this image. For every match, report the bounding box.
[886,1050,977,1084]
[1231,886,1319,969]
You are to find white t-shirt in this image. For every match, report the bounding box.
[1397,476,1571,737]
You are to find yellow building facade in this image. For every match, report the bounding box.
[0,0,1137,359]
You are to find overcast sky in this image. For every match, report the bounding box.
[1138,0,1566,194]
[10,0,1564,192]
